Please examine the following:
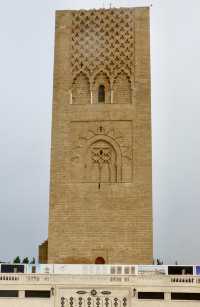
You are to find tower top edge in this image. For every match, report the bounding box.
[56,6,150,14]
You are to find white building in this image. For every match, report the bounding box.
[0,264,200,307]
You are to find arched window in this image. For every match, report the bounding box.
[98,85,105,103]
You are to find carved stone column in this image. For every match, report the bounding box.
[69,90,73,104]
[130,77,134,104]
[111,89,114,104]
[90,90,93,104]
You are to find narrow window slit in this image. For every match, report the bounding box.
[98,85,105,103]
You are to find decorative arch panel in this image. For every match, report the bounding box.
[72,72,90,105]
[69,121,132,183]
[113,72,132,104]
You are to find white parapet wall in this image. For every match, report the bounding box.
[1,263,199,275]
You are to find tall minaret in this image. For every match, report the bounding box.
[46,7,152,264]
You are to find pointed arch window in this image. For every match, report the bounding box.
[98,84,105,103]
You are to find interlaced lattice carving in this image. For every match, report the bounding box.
[71,9,134,83]
[91,147,112,165]
[89,140,117,183]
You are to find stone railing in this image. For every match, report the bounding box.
[170,276,200,284]
[0,274,20,281]
[0,274,52,283]
[0,273,200,287]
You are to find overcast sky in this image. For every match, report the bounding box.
[0,0,200,264]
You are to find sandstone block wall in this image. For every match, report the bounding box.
[48,7,152,264]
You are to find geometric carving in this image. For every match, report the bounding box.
[87,297,92,307]
[70,121,132,183]
[114,298,119,307]
[61,297,65,307]
[71,9,134,85]
[122,298,127,307]
[59,290,129,307]
[78,297,83,307]
[87,139,118,183]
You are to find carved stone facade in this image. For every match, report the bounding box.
[48,7,152,264]
[70,121,132,183]
[71,9,134,106]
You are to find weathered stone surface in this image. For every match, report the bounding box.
[48,7,152,264]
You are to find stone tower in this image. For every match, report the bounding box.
[47,7,152,264]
